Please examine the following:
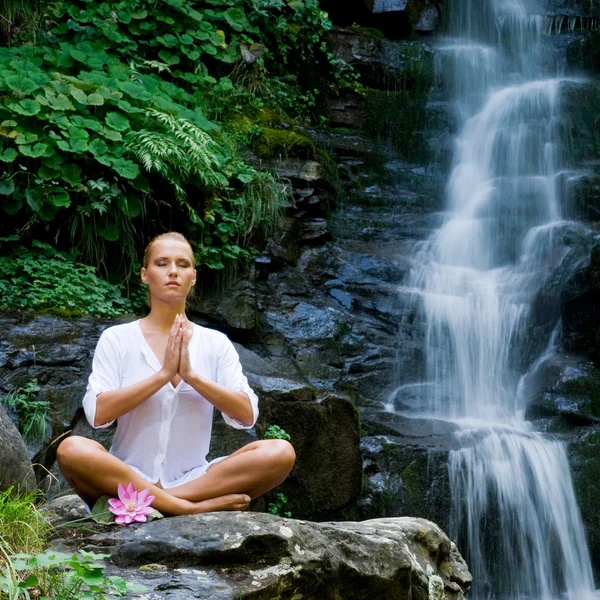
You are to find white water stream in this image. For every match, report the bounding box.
[403,0,598,598]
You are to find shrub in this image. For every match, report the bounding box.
[0,239,134,317]
[0,380,47,444]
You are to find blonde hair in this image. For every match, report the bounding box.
[142,232,195,269]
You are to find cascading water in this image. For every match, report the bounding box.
[401,0,598,598]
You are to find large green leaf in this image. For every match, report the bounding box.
[117,80,151,101]
[19,143,48,158]
[70,137,88,153]
[87,93,104,105]
[224,7,249,31]
[47,188,70,208]
[5,73,40,95]
[48,93,76,111]
[0,179,15,195]
[105,112,130,132]
[62,163,82,186]
[0,148,18,163]
[111,157,139,179]
[3,194,21,214]
[14,99,41,116]
[100,127,122,142]
[89,139,108,156]
[15,133,38,145]
[69,87,88,104]
[69,48,87,63]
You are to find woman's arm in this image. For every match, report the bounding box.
[94,370,171,426]
[93,318,183,426]
[178,327,254,426]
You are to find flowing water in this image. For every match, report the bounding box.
[402,0,597,598]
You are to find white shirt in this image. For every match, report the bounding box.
[82,320,259,488]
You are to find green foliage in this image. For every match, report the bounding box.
[0,380,47,444]
[267,492,292,518]
[0,239,134,317]
[263,424,291,441]
[0,0,358,278]
[0,550,146,599]
[0,487,50,559]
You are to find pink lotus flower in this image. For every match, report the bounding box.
[108,483,155,525]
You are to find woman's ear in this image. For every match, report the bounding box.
[140,267,148,284]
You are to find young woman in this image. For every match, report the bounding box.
[57,232,295,515]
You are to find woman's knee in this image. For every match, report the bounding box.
[261,439,296,473]
[56,436,103,471]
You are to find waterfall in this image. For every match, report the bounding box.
[402,0,597,597]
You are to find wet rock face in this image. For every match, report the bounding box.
[569,428,600,578]
[539,0,600,17]
[54,509,471,600]
[0,313,118,480]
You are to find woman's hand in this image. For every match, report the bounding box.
[178,322,194,383]
[161,315,183,380]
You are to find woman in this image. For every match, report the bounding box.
[57,232,295,515]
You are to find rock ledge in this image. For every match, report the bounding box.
[52,506,471,599]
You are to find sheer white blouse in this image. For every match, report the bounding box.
[82,320,259,488]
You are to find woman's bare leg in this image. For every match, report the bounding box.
[56,437,250,515]
[165,440,296,503]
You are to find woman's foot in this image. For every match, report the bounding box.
[188,493,251,514]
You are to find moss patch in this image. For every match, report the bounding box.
[252,128,316,160]
[557,369,600,418]
[401,455,428,515]
[362,47,433,160]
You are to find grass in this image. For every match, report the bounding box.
[0,487,50,562]
[0,380,48,444]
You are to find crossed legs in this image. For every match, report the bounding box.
[56,436,296,515]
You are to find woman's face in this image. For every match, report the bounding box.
[141,239,196,301]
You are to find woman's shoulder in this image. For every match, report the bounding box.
[192,322,231,346]
[98,319,140,342]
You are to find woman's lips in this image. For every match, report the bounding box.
[166,282,180,287]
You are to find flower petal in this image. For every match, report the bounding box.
[137,488,150,504]
[115,515,127,525]
[133,514,147,522]
[108,498,124,510]
[117,483,130,504]
[126,482,136,498]
[138,495,156,510]
[138,506,155,516]
[124,513,134,524]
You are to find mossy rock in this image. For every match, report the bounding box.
[561,81,600,165]
[350,25,385,40]
[556,368,600,419]
[256,393,362,520]
[252,128,316,160]
[569,430,600,580]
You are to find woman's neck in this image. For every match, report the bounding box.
[143,299,188,334]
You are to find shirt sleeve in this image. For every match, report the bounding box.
[82,328,121,430]
[216,338,259,430]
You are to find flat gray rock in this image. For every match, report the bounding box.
[78,512,471,599]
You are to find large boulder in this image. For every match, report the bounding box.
[73,511,472,600]
[235,345,363,519]
[0,403,36,492]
